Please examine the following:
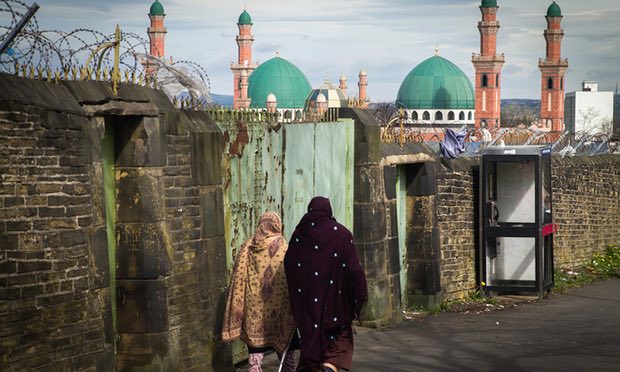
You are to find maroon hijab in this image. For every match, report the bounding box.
[284,197,368,367]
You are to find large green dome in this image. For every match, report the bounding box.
[396,55,475,110]
[547,1,562,17]
[238,10,253,25]
[481,0,497,8]
[149,0,165,16]
[248,57,312,109]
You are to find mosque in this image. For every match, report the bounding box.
[144,0,568,131]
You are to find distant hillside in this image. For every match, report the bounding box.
[176,91,233,107]
[211,93,233,107]
[501,99,540,110]
[501,99,541,127]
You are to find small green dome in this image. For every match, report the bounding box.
[396,55,475,110]
[248,57,312,109]
[149,0,165,16]
[547,1,562,17]
[238,10,253,25]
[481,0,497,8]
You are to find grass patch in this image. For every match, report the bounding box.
[554,244,620,294]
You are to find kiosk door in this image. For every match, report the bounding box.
[481,155,547,294]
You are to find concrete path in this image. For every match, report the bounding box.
[246,278,620,371]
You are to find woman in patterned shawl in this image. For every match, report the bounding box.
[222,211,297,372]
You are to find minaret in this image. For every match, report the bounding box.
[471,0,505,128]
[339,75,348,96]
[539,1,568,131]
[231,9,257,109]
[358,70,368,108]
[144,1,167,76]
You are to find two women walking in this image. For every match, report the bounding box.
[222,197,368,372]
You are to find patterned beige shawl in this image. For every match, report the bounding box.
[222,211,296,353]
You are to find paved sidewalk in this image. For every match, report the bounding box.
[245,278,620,371]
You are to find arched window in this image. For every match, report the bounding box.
[546,119,553,127]
[548,78,554,90]
[482,74,488,87]
[448,111,455,121]
[412,111,419,121]
[423,111,430,120]
[295,110,302,121]
[468,112,473,121]
[403,111,409,120]
[496,74,500,87]
[459,111,465,121]
[435,111,443,121]
[284,110,292,120]
[561,77,564,89]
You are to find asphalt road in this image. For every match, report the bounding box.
[247,278,620,371]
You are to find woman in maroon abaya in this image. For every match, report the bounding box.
[284,197,368,372]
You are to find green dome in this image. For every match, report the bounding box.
[481,0,497,8]
[149,0,165,16]
[238,10,253,25]
[248,57,312,109]
[396,55,475,110]
[547,1,562,17]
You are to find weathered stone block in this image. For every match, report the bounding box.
[116,222,172,279]
[383,165,397,200]
[407,162,436,196]
[354,165,385,202]
[116,279,169,333]
[115,116,166,167]
[197,236,227,291]
[80,117,104,164]
[115,167,166,223]
[85,226,109,289]
[191,131,223,186]
[200,188,225,238]
[357,240,388,280]
[116,331,179,371]
[353,203,387,243]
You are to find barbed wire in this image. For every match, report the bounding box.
[1,0,212,102]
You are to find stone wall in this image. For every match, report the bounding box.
[435,158,478,300]
[0,76,114,370]
[0,74,231,371]
[552,155,620,268]
[381,150,620,304]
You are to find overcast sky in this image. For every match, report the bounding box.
[16,0,620,101]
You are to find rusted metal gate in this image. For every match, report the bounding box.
[218,117,354,363]
[219,118,354,264]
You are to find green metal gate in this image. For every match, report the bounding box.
[217,117,354,363]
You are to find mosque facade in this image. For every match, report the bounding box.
[144,1,568,131]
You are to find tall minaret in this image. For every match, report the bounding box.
[471,0,505,128]
[358,70,368,108]
[539,1,568,131]
[144,1,167,76]
[231,9,257,109]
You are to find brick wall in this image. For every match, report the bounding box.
[435,159,478,300]
[163,111,229,370]
[552,155,620,268]
[0,102,113,370]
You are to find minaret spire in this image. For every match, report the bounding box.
[231,8,257,109]
[471,0,505,129]
[539,1,568,131]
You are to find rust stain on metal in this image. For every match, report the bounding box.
[228,121,249,157]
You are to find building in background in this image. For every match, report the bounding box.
[143,0,167,76]
[396,52,475,128]
[471,0,505,129]
[539,1,568,131]
[564,82,614,134]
